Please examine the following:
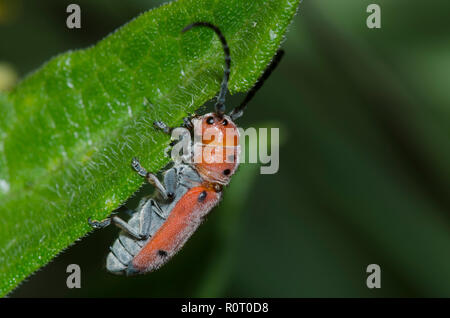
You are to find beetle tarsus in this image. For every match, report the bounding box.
[131,157,148,177]
[88,217,111,229]
[153,120,172,134]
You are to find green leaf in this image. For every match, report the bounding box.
[0,0,299,296]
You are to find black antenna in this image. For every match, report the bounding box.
[183,22,230,117]
[230,49,285,120]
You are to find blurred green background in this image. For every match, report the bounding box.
[1,0,450,297]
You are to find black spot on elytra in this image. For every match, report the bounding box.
[223,169,231,175]
[158,250,168,257]
[198,190,207,202]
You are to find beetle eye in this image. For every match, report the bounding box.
[198,191,207,202]
[222,119,228,126]
[206,117,214,124]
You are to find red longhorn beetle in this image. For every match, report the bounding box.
[89,22,284,275]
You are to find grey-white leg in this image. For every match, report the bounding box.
[138,199,153,239]
[154,116,192,133]
[182,116,193,130]
[112,216,146,240]
[89,214,146,240]
[150,199,167,219]
[137,198,167,239]
[163,168,177,199]
[88,217,111,229]
[146,173,169,200]
[153,120,172,134]
[131,157,170,200]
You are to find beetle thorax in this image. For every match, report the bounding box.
[191,113,240,185]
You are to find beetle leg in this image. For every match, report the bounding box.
[154,115,193,134]
[153,120,172,134]
[111,216,146,240]
[138,199,153,239]
[163,168,177,200]
[88,217,111,229]
[136,198,167,240]
[131,157,170,200]
[150,199,167,219]
[131,157,148,177]
[182,116,193,130]
[89,215,144,240]
[146,173,169,200]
